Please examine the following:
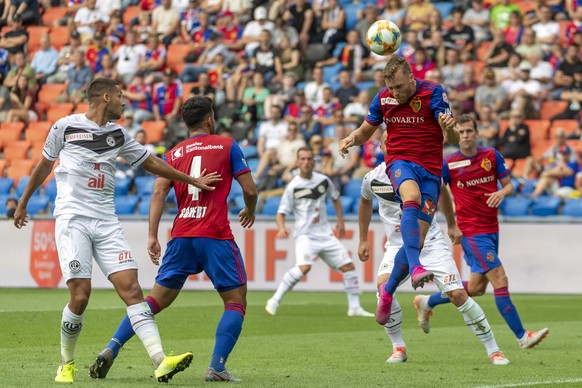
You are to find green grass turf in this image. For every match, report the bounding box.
[0,289,581,387]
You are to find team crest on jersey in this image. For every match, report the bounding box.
[422,198,435,218]
[486,252,495,262]
[172,147,184,160]
[394,169,401,178]
[410,98,422,113]
[106,135,116,147]
[481,158,492,172]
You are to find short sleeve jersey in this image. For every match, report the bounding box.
[361,163,444,248]
[365,79,451,177]
[165,134,250,240]
[442,147,510,236]
[278,171,340,239]
[43,114,150,220]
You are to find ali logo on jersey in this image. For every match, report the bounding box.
[481,158,492,172]
[410,98,422,113]
[88,173,105,189]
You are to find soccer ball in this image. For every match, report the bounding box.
[366,20,402,56]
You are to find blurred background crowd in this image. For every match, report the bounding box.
[1,0,582,217]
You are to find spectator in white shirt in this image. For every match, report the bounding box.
[73,0,110,43]
[113,30,146,86]
[241,6,275,57]
[531,5,560,52]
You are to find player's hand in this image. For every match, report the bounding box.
[276,228,289,239]
[438,112,456,130]
[192,169,222,191]
[447,224,463,245]
[239,207,255,228]
[338,135,355,159]
[13,206,28,229]
[335,221,346,239]
[147,238,162,265]
[358,241,370,262]
[485,190,505,208]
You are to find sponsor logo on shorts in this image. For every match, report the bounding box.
[118,251,134,264]
[443,274,457,284]
[380,262,389,271]
[486,252,495,262]
[448,160,471,170]
[69,260,81,273]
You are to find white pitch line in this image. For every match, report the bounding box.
[475,378,582,388]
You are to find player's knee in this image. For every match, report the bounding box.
[298,265,311,274]
[448,289,468,306]
[70,292,90,312]
[339,263,355,272]
[468,286,486,297]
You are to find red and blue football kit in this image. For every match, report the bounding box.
[156,134,251,291]
[152,81,182,116]
[442,147,511,273]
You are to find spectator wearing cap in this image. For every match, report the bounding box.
[3,51,35,90]
[178,0,202,43]
[85,32,110,74]
[241,6,275,57]
[444,8,475,62]
[315,29,365,82]
[484,28,514,69]
[73,0,110,43]
[138,34,167,82]
[0,12,28,54]
[475,68,508,115]
[282,0,316,52]
[124,71,154,123]
[151,0,181,46]
[251,29,283,86]
[217,10,244,52]
[62,50,93,104]
[113,30,146,86]
[0,0,40,27]
[47,31,85,84]
[31,34,58,86]
[507,62,542,119]
[153,68,183,139]
[463,0,490,44]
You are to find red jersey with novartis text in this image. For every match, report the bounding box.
[164,134,250,240]
[442,147,511,236]
[365,78,451,177]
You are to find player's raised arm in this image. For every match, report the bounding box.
[13,157,56,229]
[140,154,222,190]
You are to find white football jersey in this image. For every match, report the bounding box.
[43,114,150,220]
[278,171,340,239]
[361,163,445,248]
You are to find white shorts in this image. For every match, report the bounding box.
[378,242,463,295]
[295,234,353,271]
[55,215,137,282]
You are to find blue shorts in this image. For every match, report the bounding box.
[386,160,441,223]
[461,233,502,274]
[156,237,247,292]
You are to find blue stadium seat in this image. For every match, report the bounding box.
[531,196,561,216]
[343,3,365,30]
[246,158,259,173]
[134,176,156,197]
[502,197,532,216]
[0,194,17,214]
[114,177,132,196]
[45,178,57,202]
[228,181,243,203]
[521,179,539,196]
[563,198,582,217]
[138,196,151,215]
[114,195,139,215]
[16,177,40,197]
[0,177,14,194]
[433,2,454,19]
[166,187,176,202]
[241,144,258,159]
[261,196,282,215]
[343,179,364,201]
[332,42,347,58]
[165,196,178,214]
[322,62,343,84]
[327,196,354,216]
[27,195,50,215]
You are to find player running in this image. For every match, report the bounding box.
[265,147,374,318]
[414,115,549,349]
[339,55,459,325]
[89,96,258,382]
[359,131,509,365]
[13,79,220,383]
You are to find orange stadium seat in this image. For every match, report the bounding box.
[0,122,25,131]
[182,82,200,96]
[25,121,52,142]
[0,127,23,143]
[29,141,45,163]
[38,83,66,112]
[464,61,485,80]
[73,102,90,114]
[6,160,36,186]
[166,44,192,72]
[477,41,491,62]
[27,26,50,52]
[559,20,569,46]
[46,103,74,123]
[566,139,582,159]
[515,1,536,14]
[49,26,71,50]
[0,159,6,177]
[539,100,569,120]
[123,6,141,26]
[531,139,552,158]
[141,121,166,143]
[42,6,67,26]
[3,140,31,162]
[524,119,550,145]
[550,120,579,136]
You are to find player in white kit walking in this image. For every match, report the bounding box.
[265,147,374,317]
[13,78,221,383]
[358,132,510,365]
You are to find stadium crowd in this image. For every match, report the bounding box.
[1,0,582,217]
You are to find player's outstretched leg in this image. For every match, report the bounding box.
[400,201,433,289]
[383,298,407,363]
[265,267,304,315]
[342,268,374,317]
[518,328,550,349]
[377,250,409,325]
[155,352,194,383]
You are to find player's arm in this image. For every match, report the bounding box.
[276,212,289,238]
[140,154,221,190]
[485,176,514,208]
[432,85,459,145]
[339,120,378,158]
[358,196,373,262]
[236,172,258,228]
[438,183,462,245]
[147,176,172,265]
[331,197,346,239]
[14,157,55,229]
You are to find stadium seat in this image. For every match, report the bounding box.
[539,101,568,120]
[48,26,70,50]
[166,44,192,71]
[531,139,552,158]
[0,159,5,177]
[0,177,14,194]
[332,42,347,58]
[433,2,454,19]
[29,141,45,162]
[73,102,90,114]
[531,196,561,216]
[182,82,199,96]
[0,121,25,132]
[502,196,532,216]
[356,81,374,91]
[521,179,539,195]
[327,196,354,216]
[114,195,139,215]
[241,144,258,159]
[134,176,156,197]
[16,176,41,197]
[261,196,282,215]
[0,194,17,214]
[41,7,67,26]
[343,3,365,30]
[322,62,343,84]
[477,41,492,62]
[45,178,57,202]
[43,161,58,186]
[114,177,132,196]
[464,61,485,81]
[550,120,578,135]
[231,194,246,214]
[37,84,66,113]
[123,5,141,26]
[524,119,550,145]
[3,141,31,162]
[0,126,23,143]
[343,179,364,201]
[46,103,74,123]
[26,26,50,52]
[25,121,51,142]
[246,158,259,173]
[559,20,569,45]
[138,196,151,215]
[141,121,166,143]
[563,199,582,217]
[27,195,50,215]
[227,181,243,203]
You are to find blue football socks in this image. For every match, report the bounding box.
[384,247,409,295]
[401,201,422,269]
[210,303,246,373]
[494,287,526,339]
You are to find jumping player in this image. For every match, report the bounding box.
[414,115,549,349]
[339,55,459,325]
[89,96,258,382]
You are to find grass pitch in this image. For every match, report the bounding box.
[0,289,581,387]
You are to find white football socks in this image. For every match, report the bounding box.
[272,267,304,302]
[60,304,83,364]
[342,270,362,310]
[457,297,500,356]
[383,297,405,349]
[127,302,165,367]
